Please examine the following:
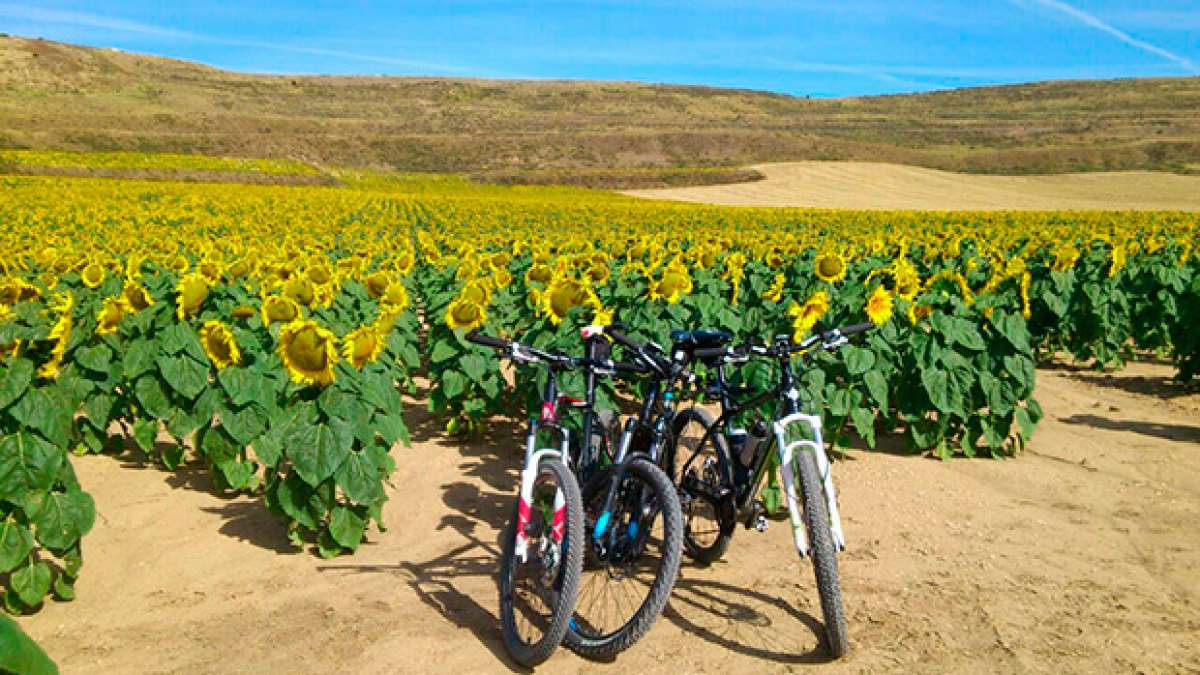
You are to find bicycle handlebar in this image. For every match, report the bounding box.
[466,329,649,375]
[689,322,875,364]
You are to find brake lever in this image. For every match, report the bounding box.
[511,343,537,364]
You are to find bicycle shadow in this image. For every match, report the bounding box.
[317,513,526,672]
[663,575,834,665]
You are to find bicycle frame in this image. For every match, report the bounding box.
[679,352,846,557]
[513,369,573,563]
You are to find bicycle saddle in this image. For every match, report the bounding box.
[670,329,733,351]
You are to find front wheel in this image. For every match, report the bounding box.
[669,407,734,565]
[794,450,849,658]
[498,459,584,667]
[565,457,684,659]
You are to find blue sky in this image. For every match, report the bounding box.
[1,1,1197,97]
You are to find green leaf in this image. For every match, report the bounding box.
[286,422,352,486]
[252,431,283,468]
[28,487,95,551]
[863,370,889,411]
[161,444,185,470]
[0,612,60,675]
[10,559,52,607]
[53,574,76,602]
[81,393,115,429]
[0,516,35,573]
[8,388,72,448]
[317,528,343,559]
[0,358,34,411]
[842,345,876,376]
[277,473,319,530]
[1015,407,1036,442]
[218,459,256,491]
[460,353,489,382]
[75,344,113,373]
[220,404,268,447]
[920,368,952,414]
[132,418,158,452]
[334,449,383,506]
[134,375,172,419]
[218,367,261,407]
[430,340,458,364]
[161,323,206,361]
[373,411,409,447]
[200,426,239,465]
[0,432,64,504]
[122,339,157,380]
[442,370,467,399]
[993,311,1031,352]
[329,506,366,551]
[849,406,877,449]
[158,354,209,400]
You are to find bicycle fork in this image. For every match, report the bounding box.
[515,420,570,563]
[774,412,847,557]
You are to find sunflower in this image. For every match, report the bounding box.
[585,262,610,285]
[200,321,241,370]
[1108,244,1127,278]
[381,282,410,314]
[306,264,333,286]
[444,297,487,331]
[176,273,209,320]
[0,339,19,362]
[168,254,190,274]
[122,283,153,311]
[394,249,415,276]
[261,295,301,326]
[278,319,338,386]
[787,290,829,340]
[649,263,693,305]
[764,248,785,269]
[198,259,223,285]
[232,305,257,319]
[38,295,73,380]
[493,267,514,288]
[225,259,250,281]
[1020,272,1032,320]
[541,275,598,325]
[0,278,39,305]
[283,277,316,307]
[814,252,847,284]
[525,264,553,285]
[80,263,106,289]
[342,325,385,370]
[763,273,786,304]
[95,297,125,336]
[365,271,392,299]
[459,280,491,307]
[865,286,894,326]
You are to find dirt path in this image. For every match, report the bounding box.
[17,361,1200,673]
[622,162,1200,211]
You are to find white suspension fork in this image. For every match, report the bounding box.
[514,427,571,563]
[773,412,847,557]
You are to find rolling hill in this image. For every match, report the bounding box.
[2,35,1200,178]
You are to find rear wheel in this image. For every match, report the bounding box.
[794,450,849,658]
[669,408,733,565]
[498,459,584,667]
[565,457,683,659]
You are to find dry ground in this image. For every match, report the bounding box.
[15,360,1200,674]
[624,162,1200,211]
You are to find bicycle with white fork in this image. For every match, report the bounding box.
[663,322,874,658]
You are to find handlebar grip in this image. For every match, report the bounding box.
[836,322,875,337]
[465,330,508,350]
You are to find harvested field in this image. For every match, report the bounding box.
[624,162,1200,211]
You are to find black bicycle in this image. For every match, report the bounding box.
[662,323,874,658]
[467,328,684,661]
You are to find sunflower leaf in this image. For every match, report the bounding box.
[286,422,352,486]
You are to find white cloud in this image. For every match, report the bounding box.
[1015,0,1198,74]
[0,3,488,76]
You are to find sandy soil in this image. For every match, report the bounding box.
[623,162,1200,211]
[15,360,1200,674]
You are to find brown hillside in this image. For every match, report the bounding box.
[2,35,1199,174]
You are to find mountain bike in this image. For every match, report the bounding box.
[464,331,587,667]
[663,322,874,658]
[466,328,684,661]
[562,324,686,658]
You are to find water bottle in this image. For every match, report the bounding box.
[740,419,769,468]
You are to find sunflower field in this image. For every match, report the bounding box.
[0,172,1197,613]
